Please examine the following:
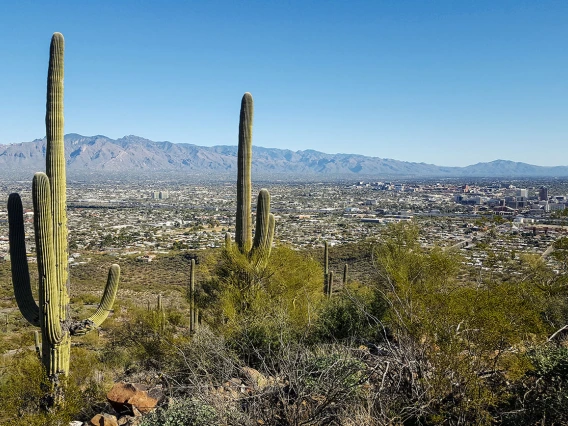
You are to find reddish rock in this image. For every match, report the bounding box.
[90,413,118,426]
[106,382,163,415]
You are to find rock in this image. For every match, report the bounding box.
[117,416,138,426]
[90,413,118,426]
[69,422,85,426]
[107,382,163,415]
[229,377,242,386]
[118,417,142,426]
[241,366,269,389]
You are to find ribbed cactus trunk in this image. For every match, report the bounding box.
[33,172,69,379]
[236,93,253,254]
[327,271,333,298]
[323,241,329,295]
[7,33,120,400]
[46,32,69,323]
[43,33,71,379]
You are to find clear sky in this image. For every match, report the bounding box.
[0,0,566,166]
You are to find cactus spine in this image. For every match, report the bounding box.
[234,93,274,265]
[7,33,120,384]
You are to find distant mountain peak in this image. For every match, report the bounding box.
[0,133,566,179]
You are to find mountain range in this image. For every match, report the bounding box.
[0,134,566,180]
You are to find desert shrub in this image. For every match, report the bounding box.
[244,343,368,425]
[166,309,187,327]
[101,307,183,372]
[0,348,106,425]
[517,251,568,329]
[372,222,551,424]
[500,345,568,425]
[311,281,387,342]
[140,398,219,426]
[203,245,324,364]
[162,326,242,395]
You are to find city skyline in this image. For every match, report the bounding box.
[0,1,566,167]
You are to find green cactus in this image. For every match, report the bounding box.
[34,330,41,359]
[323,241,329,295]
[157,294,166,332]
[189,258,198,333]
[324,241,329,275]
[343,264,348,285]
[236,93,253,253]
[7,33,120,385]
[327,271,333,298]
[234,93,274,266]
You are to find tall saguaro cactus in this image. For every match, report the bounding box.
[7,33,120,386]
[234,93,275,265]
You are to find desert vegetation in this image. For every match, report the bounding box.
[2,222,568,425]
[1,32,568,426]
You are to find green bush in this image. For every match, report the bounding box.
[0,348,106,425]
[140,398,219,426]
[101,307,182,372]
[312,281,386,342]
[204,245,324,363]
[501,345,568,425]
[372,222,551,424]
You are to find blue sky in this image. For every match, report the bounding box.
[0,0,566,166]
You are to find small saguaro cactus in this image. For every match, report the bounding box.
[327,271,334,298]
[189,258,198,333]
[234,93,275,266]
[7,33,120,387]
[324,241,329,276]
[157,294,166,332]
[323,241,330,295]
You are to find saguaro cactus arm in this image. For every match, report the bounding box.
[236,92,253,253]
[70,264,120,336]
[86,264,120,326]
[267,213,275,256]
[252,189,270,254]
[7,193,40,326]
